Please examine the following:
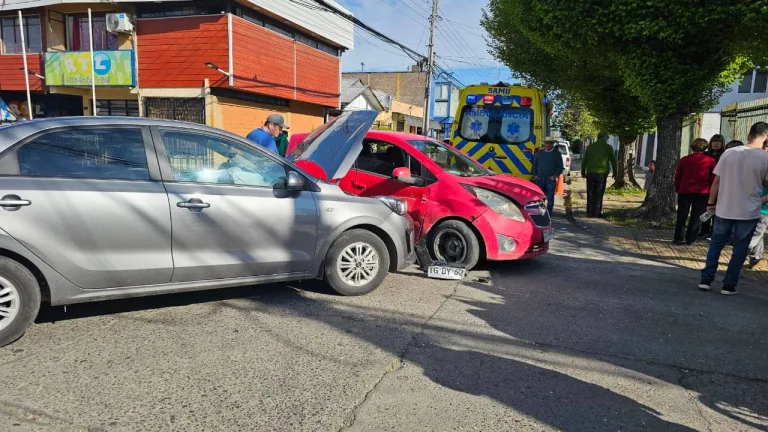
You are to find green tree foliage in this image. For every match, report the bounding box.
[552,98,598,143]
[483,0,768,218]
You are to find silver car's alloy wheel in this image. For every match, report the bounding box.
[336,242,380,287]
[0,276,20,332]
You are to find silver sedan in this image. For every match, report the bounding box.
[0,111,415,346]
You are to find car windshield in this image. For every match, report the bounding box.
[555,144,568,155]
[408,139,495,177]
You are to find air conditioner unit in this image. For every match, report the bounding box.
[106,13,133,34]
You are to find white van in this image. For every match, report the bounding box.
[554,140,571,183]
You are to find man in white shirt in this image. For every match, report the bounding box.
[700,122,768,295]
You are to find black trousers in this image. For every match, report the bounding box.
[675,193,708,244]
[586,173,608,217]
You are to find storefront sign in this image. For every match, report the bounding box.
[44,50,136,87]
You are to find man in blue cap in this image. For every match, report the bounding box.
[246,113,289,155]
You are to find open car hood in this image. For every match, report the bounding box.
[286,110,377,180]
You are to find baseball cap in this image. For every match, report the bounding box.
[267,114,289,130]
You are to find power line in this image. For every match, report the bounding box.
[292,0,465,89]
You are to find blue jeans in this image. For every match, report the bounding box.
[701,216,759,286]
[537,178,556,215]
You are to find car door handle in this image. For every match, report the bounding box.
[177,198,210,210]
[352,183,367,190]
[0,195,31,210]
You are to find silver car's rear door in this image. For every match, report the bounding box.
[0,125,173,289]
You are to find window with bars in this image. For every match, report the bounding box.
[0,15,42,54]
[94,100,140,117]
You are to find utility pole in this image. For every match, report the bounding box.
[422,0,438,135]
[361,62,365,72]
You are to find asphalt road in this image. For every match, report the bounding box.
[1,216,767,431]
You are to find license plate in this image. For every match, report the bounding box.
[543,227,555,242]
[427,266,467,280]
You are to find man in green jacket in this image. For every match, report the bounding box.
[581,132,618,218]
[274,130,289,157]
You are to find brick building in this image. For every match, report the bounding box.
[0,0,352,135]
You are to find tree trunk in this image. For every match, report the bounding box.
[611,135,642,189]
[634,114,682,220]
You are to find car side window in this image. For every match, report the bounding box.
[356,140,408,177]
[409,157,437,182]
[3,127,149,180]
[159,130,287,188]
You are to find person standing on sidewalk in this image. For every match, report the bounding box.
[581,132,618,218]
[673,138,716,245]
[532,136,564,215]
[644,160,656,191]
[699,122,768,295]
[746,141,768,268]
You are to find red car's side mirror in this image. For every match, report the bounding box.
[392,167,412,179]
[392,167,426,187]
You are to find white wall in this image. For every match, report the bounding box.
[345,95,373,111]
[344,93,382,112]
[700,113,721,141]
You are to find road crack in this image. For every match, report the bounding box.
[338,279,461,432]
[678,371,714,432]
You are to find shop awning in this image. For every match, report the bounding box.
[403,114,422,128]
[0,97,17,122]
[403,115,443,131]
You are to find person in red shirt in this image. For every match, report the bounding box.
[674,138,717,245]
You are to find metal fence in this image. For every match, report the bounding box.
[720,96,768,143]
[144,98,205,125]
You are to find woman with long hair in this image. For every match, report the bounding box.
[705,134,725,162]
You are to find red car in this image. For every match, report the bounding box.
[288,128,553,269]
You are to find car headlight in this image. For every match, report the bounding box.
[377,196,407,216]
[463,185,525,222]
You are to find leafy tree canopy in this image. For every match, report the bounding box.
[484,0,767,118]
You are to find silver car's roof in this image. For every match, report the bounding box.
[0,117,249,152]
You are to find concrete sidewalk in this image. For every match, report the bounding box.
[563,167,768,285]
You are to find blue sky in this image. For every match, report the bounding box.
[334,0,511,86]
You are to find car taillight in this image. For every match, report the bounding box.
[566,157,571,165]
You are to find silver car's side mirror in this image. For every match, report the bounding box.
[285,171,306,191]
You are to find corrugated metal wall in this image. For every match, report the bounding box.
[721,96,768,143]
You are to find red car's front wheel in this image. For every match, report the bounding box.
[428,220,480,270]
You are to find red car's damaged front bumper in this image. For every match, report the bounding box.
[471,206,552,261]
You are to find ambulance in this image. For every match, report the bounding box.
[449,82,550,180]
